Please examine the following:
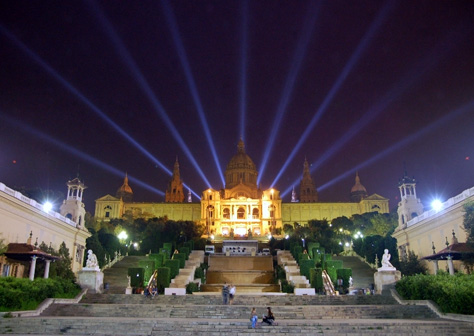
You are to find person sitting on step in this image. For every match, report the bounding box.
[262,307,275,325]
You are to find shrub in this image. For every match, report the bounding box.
[186,282,199,294]
[149,253,164,268]
[310,268,324,292]
[156,267,171,294]
[180,247,190,259]
[292,245,303,259]
[281,279,294,293]
[300,259,316,279]
[194,267,205,282]
[162,242,173,257]
[183,240,194,251]
[336,268,352,292]
[326,266,337,284]
[307,242,320,259]
[396,273,474,315]
[0,278,80,312]
[298,253,310,263]
[164,259,180,279]
[173,253,186,268]
[326,260,343,270]
[138,260,155,284]
[128,268,144,288]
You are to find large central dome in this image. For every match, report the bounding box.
[225,139,258,190]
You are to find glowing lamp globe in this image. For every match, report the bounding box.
[43,201,53,212]
[432,199,443,211]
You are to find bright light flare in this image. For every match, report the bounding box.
[118,231,128,240]
[431,199,443,211]
[43,201,53,212]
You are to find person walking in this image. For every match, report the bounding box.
[229,284,236,305]
[250,307,258,329]
[222,282,229,305]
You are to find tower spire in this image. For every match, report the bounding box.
[299,157,318,202]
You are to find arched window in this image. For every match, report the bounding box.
[237,207,245,219]
[223,208,230,219]
[252,208,259,219]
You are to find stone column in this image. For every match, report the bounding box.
[44,260,51,279]
[29,255,37,281]
[432,260,438,275]
[447,256,454,275]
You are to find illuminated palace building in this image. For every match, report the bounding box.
[95,140,389,237]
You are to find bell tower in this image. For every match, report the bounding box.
[299,158,318,202]
[165,157,185,202]
[60,177,87,228]
[397,168,423,230]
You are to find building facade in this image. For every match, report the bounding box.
[0,178,91,277]
[392,171,472,274]
[94,140,390,235]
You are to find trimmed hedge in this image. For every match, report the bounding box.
[138,260,155,284]
[173,253,186,268]
[180,246,190,259]
[0,277,81,312]
[298,253,310,263]
[293,245,303,259]
[156,267,171,294]
[307,242,320,259]
[195,267,205,282]
[336,268,352,292]
[186,282,199,294]
[149,253,164,268]
[326,265,337,284]
[160,249,170,259]
[310,268,324,292]
[396,273,474,315]
[162,242,173,257]
[183,240,194,251]
[326,260,343,270]
[164,259,180,279]
[281,279,294,293]
[128,268,144,287]
[299,259,316,279]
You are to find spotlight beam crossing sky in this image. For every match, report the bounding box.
[1,1,473,212]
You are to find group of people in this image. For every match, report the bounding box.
[221,282,236,305]
[250,307,275,328]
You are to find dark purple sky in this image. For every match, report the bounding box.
[1,0,473,213]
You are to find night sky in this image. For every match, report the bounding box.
[1,0,473,213]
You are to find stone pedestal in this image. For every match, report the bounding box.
[125,286,132,294]
[77,269,104,294]
[374,268,401,294]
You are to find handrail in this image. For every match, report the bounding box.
[322,270,336,295]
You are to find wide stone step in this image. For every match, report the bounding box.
[0,317,472,335]
[41,303,438,320]
[80,293,398,305]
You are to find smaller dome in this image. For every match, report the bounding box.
[351,172,367,193]
[116,173,133,202]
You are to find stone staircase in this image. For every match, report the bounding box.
[1,256,472,335]
[103,256,150,294]
[1,294,472,335]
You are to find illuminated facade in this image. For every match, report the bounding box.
[0,179,91,276]
[94,140,389,233]
[392,171,472,274]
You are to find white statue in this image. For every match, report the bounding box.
[85,249,99,270]
[380,249,396,270]
[127,275,131,288]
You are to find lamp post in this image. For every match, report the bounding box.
[431,241,438,275]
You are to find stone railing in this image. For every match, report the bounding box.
[0,182,77,228]
[407,186,474,228]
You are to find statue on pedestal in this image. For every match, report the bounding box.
[85,249,100,270]
[378,249,396,271]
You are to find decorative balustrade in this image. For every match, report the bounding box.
[406,186,474,228]
[0,182,77,228]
